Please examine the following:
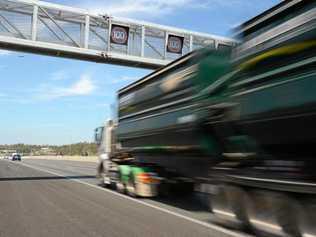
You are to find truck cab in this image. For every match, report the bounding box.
[95,120,115,157]
[94,120,160,197]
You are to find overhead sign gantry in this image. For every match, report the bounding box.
[0,0,235,69]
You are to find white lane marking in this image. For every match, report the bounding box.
[11,160,250,237]
[303,234,316,237]
[212,209,236,218]
[249,218,282,232]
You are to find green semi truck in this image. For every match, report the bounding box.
[95,47,229,198]
[95,0,316,236]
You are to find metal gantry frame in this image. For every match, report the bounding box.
[0,0,236,69]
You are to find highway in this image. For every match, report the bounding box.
[0,158,248,237]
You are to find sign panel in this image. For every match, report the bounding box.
[167,35,184,54]
[110,24,130,45]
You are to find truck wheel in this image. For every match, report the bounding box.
[298,198,316,237]
[210,185,249,230]
[226,186,250,230]
[126,180,137,197]
[245,190,300,236]
[97,162,104,179]
[116,181,126,194]
[277,196,301,237]
[116,172,126,194]
[245,190,282,236]
[99,175,106,187]
[104,180,115,189]
[210,185,234,226]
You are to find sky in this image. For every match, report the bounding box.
[0,0,280,145]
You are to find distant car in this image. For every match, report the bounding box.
[11,154,21,161]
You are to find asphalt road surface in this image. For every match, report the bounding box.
[0,158,248,237]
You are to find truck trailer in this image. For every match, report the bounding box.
[95,0,316,236]
[95,46,231,197]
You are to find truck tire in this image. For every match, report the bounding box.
[126,179,137,197]
[298,197,316,237]
[116,172,126,194]
[244,190,300,236]
[116,181,125,194]
[97,162,105,187]
[210,185,249,230]
[277,195,301,237]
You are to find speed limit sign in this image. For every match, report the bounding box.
[167,35,184,54]
[110,24,129,45]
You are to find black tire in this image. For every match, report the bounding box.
[298,197,316,237]
[116,172,126,194]
[225,186,251,230]
[244,190,300,237]
[104,182,115,189]
[116,182,126,194]
[97,163,105,187]
[210,185,249,230]
[96,162,104,179]
[126,173,139,197]
[277,196,301,237]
